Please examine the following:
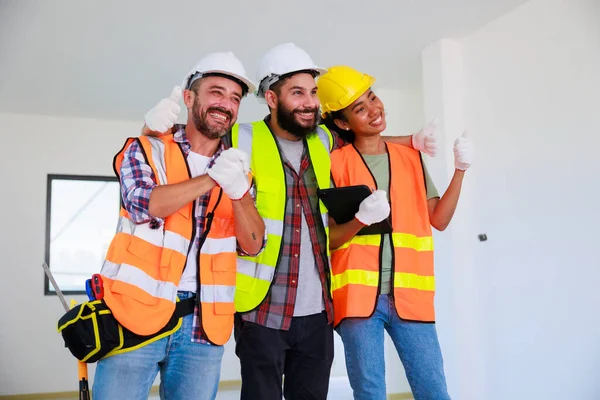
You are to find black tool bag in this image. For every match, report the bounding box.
[57,297,195,363]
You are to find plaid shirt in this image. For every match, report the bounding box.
[120,125,264,343]
[241,121,345,330]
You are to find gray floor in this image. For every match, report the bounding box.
[148,377,359,400]
[44,376,408,399]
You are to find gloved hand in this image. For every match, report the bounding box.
[207,148,251,200]
[454,131,473,171]
[144,86,182,133]
[411,119,438,157]
[355,190,390,226]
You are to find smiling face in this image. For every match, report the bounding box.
[334,89,387,137]
[266,72,321,139]
[186,75,242,139]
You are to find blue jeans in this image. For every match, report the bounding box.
[92,292,224,400]
[337,294,450,400]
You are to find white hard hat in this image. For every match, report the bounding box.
[256,43,327,98]
[182,52,256,95]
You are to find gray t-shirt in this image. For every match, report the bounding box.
[276,137,325,316]
[362,153,439,295]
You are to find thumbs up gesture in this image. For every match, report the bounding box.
[412,119,438,157]
[144,86,182,134]
[454,131,473,171]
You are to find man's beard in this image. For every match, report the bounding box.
[192,97,234,139]
[276,100,320,139]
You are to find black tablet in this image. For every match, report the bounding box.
[317,185,392,236]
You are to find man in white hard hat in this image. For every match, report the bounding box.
[229,43,337,400]
[141,43,438,400]
[92,52,266,400]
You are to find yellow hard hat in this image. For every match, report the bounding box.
[317,65,376,117]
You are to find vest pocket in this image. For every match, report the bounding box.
[214,302,236,315]
[255,177,280,221]
[209,216,236,239]
[210,259,235,314]
[234,278,253,293]
[159,248,173,281]
[111,279,158,306]
[177,204,192,220]
[128,238,159,262]
[212,258,235,272]
[126,236,165,282]
[211,258,236,286]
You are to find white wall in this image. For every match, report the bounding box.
[376,87,425,137]
[0,112,136,394]
[0,84,424,396]
[421,38,481,400]
[421,0,600,399]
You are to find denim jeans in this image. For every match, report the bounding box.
[337,294,450,400]
[92,292,224,400]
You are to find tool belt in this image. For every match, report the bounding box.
[57,297,195,363]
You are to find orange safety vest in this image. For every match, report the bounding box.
[100,135,237,345]
[329,143,435,326]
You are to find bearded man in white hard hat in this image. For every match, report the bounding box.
[92,52,265,400]
[229,43,439,400]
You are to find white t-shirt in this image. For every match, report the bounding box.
[178,151,211,292]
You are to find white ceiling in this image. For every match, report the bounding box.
[0,0,528,121]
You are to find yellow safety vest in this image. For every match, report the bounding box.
[231,121,333,312]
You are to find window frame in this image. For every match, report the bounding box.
[44,173,119,296]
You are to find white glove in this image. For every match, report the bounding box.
[207,148,250,200]
[355,190,391,226]
[454,131,474,171]
[144,86,182,133]
[411,119,438,157]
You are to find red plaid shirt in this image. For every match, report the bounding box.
[241,122,345,330]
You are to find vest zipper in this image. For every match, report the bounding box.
[384,143,397,308]
[352,143,387,319]
[377,235,384,300]
[194,189,223,343]
[179,143,196,276]
[178,143,225,343]
[386,145,430,323]
[245,128,288,312]
[305,139,333,299]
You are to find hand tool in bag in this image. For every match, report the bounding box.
[85,279,95,301]
[91,273,104,300]
[42,262,91,400]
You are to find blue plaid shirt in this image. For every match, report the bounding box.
[119,125,264,343]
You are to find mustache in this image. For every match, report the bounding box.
[206,106,233,120]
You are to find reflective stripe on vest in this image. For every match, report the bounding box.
[231,121,333,312]
[100,135,237,344]
[330,143,435,326]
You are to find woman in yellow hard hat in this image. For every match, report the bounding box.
[318,65,473,400]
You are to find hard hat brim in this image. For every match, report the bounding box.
[255,66,328,99]
[312,67,329,77]
[185,69,257,95]
[320,75,376,118]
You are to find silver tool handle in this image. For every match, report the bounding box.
[42,262,70,312]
